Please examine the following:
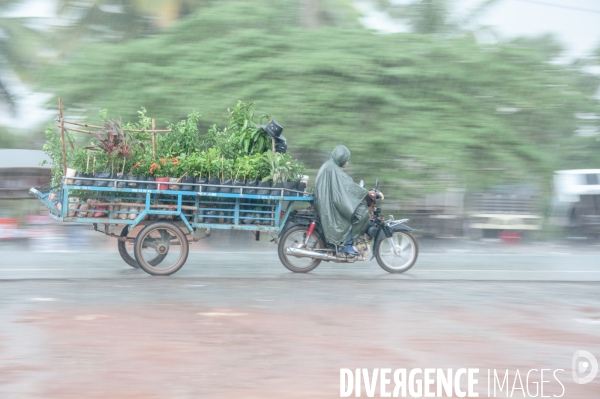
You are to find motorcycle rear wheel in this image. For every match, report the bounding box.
[278,225,324,273]
[375,231,419,273]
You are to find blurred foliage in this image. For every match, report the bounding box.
[375,0,503,34]
[0,0,48,113]
[0,126,20,148]
[36,0,600,199]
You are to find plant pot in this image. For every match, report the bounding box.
[245,180,258,195]
[233,179,245,194]
[297,179,307,195]
[256,181,272,196]
[180,175,194,191]
[65,168,77,185]
[272,182,285,196]
[94,172,111,187]
[206,178,221,193]
[195,177,208,192]
[116,173,127,188]
[77,202,90,218]
[67,197,80,217]
[73,172,85,186]
[168,177,181,191]
[220,179,233,193]
[82,173,94,186]
[283,181,297,196]
[155,176,169,190]
[144,176,155,190]
[116,202,128,220]
[126,174,138,188]
[205,210,218,224]
[93,205,107,217]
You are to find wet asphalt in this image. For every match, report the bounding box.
[0,240,599,398]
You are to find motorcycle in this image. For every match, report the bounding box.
[277,179,418,273]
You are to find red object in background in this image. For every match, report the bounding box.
[500,232,520,244]
[0,218,19,239]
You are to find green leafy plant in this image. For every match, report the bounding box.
[183,151,207,178]
[41,126,71,185]
[227,101,271,155]
[204,148,222,179]
[262,151,292,184]
[288,157,306,182]
[160,111,202,157]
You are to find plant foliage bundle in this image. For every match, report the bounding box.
[42,101,305,186]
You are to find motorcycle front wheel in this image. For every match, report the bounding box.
[278,225,324,273]
[375,231,419,273]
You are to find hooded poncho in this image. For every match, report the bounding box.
[314,145,369,245]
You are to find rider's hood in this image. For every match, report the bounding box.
[331,145,351,167]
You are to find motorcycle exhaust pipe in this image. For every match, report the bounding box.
[285,247,339,262]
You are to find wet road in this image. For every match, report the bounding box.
[1,244,599,398]
[0,243,599,281]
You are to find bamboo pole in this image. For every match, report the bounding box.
[62,119,171,132]
[152,119,156,159]
[59,98,67,176]
[124,129,171,133]
[271,137,276,153]
[58,125,96,134]
[59,124,172,135]
[62,120,103,129]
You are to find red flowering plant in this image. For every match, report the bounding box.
[148,157,180,178]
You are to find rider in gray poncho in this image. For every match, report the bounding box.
[314,145,370,254]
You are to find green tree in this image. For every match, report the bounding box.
[38,0,600,198]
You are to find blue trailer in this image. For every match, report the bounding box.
[30,176,312,275]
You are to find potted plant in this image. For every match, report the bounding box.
[175,155,195,191]
[150,158,171,190]
[168,157,182,190]
[262,151,292,196]
[220,156,235,193]
[186,152,208,192]
[205,148,222,192]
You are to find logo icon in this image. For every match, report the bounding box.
[572,350,598,384]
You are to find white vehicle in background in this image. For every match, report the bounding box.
[464,185,542,240]
[551,169,600,236]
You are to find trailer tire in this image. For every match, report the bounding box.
[118,225,167,268]
[134,222,189,276]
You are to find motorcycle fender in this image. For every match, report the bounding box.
[391,223,412,232]
[370,224,413,260]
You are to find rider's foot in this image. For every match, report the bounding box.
[341,245,360,256]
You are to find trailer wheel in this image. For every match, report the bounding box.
[134,222,189,276]
[118,225,167,269]
[118,225,139,268]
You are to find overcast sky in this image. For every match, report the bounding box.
[472,0,600,58]
[360,0,600,58]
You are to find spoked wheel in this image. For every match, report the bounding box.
[278,225,324,273]
[118,225,167,269]
[375,231,419,273]
[134,222,189,276]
